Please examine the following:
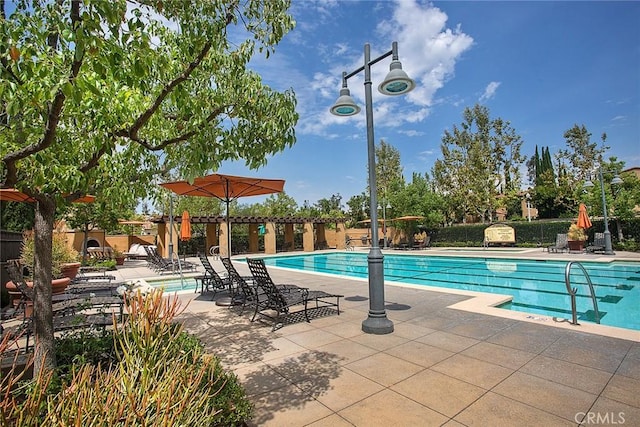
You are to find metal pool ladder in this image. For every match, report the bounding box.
[564,261,600,325]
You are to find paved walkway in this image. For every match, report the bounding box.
[113,249,640,427]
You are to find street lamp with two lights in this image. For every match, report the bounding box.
[330,41,415,334]
[583,169,623,255]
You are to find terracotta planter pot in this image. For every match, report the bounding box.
[6,277,72,315]
[567,240,585,252]
[115,256,125,266]
[60,262,81,280]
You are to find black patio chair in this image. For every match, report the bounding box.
[2,260,120,352]
[547,233,569,253]
[220,257,260,314]
[246,258,342,331]
[197,253,233,299]
[586,232,606,253]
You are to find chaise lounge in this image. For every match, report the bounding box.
[547,233,568,253]
[246,258,342,331]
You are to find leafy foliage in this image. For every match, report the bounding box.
[0,292,253,426]
[432,104,526,224]
[2,0,298,374]
[20,229,79,278]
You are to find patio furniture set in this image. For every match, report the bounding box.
[196,254,343,331]
[547,232,606,254]
[144,245,197,274]
[1,260,124,353]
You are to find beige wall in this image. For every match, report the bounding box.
[66,231,155,255]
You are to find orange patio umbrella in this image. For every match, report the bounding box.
[180,210,192,241]
[391,215,425,221]
[0,188,95,203]
[160,174,285,256]
[576,203,592,230]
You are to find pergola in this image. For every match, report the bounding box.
[152,215,347,257]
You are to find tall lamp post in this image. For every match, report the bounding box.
[584,169,623,255]
[525,193,531,222]
[379,201,391,248]
[330,41,415,334]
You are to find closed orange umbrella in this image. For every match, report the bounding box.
[576,203,592,230]
[180,210,191,241]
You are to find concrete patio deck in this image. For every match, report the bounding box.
[113,248,640,426]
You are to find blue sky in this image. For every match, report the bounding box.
[220,0,640,207]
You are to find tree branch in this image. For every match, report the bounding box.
[115,104,229,151]
[124,42,212,140]
[2,0,84,186]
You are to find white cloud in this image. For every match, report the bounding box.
[260,0,474,139]
[398,129,425,137]
[417,149,437,162]
[379,1,474,110]
[311,0,474,134]
[479,81,501,102]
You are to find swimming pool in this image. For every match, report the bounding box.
[260,253,640,331]
[148,277,199,293]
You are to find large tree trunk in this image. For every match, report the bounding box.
[32,195,56,375]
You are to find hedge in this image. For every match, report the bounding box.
[429,218,640,251]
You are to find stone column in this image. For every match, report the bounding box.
[157,223,168,257]
[284,223,294,251]
[335,222,346,249]
[264,222,276,254]
[249,224,259,253]
[316,224,326,248]
[205,223,219,255]
[303,222,314,252]
[219,221,229,257]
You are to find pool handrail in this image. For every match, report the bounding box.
[564,261,600,326]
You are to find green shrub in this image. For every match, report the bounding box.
[1,291,253,426]
[430,218,640,251]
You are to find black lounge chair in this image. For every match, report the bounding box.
[246,258,342,331]
[196,253,233,299]
[412,235,431,250]
[3,260,120,351]
[221,257,260,314]
[145,246,196,273]
[586,232,606,253]
[548,233,568,253]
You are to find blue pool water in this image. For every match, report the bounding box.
[149,278,198,293]
[260,253,640,331]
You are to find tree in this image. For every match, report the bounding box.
[530,145,562,219]
[559,125,607,182]
[261,192,298,217]
[393,172,444,229]
[432,104,525,223]
[0,201,34,231]
[346,192,367,227]
[65,199,133,261]
[374,139,404,201]
[314,194,344,220]
[581,157,638,240]
[1,0,297,375]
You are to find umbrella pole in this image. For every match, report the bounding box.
[226,199,231,258]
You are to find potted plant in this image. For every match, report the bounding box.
[567,223,587,252]
[6,230,80,311]
[113,247,126,266]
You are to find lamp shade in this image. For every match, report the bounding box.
[330,87,361,116]
[378,60,416,95]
